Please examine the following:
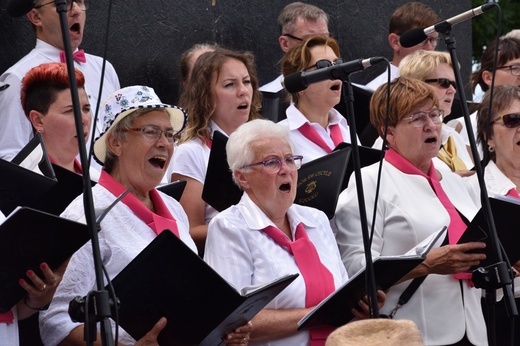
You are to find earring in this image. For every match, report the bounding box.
[488,145,494,152]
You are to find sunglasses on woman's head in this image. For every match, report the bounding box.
[491,113,520,128]
[424,78,457,90]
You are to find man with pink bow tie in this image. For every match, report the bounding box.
[0,0,120,166]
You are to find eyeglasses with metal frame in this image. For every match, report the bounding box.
[240,155,303,173]
[121,125,179,144]
[402,109,444,128]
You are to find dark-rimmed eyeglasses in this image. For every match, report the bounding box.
[402,109,444,128]
[304,58,344,72]
[425,78,457,90]
[282,32,332,42]
[491,113,520,129]
[283,33,304,42]
[241,155,303,174]
[121,125,179,144]
[35,0,90,11]
[496,65,520,76]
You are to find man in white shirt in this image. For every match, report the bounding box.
[365,2,440,91]
[259,2,329,122]
[0,0,120,166]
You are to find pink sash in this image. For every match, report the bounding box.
[298,122,344,154]
[98,171,179,236]
[385,149,470,281]
[262,223,335,345]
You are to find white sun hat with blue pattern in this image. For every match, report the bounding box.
[93,85,187,165]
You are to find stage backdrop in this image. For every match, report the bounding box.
[0,0,473,105]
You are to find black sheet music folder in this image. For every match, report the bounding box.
[0,207,89,312]
[109,230,298,345]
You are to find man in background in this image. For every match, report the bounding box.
[0,0,120,168]
[259,2,329,121]
[365,2,440,91]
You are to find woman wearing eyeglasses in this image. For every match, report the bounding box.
[204,119,384,345]
[279,35,359,164]
[168,48,262,255]
[39,86,252,345]
[464,85,520,346]
[335,77,488,346]
[399,50,474,176]
[447,36,520,157]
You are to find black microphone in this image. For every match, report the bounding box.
[7,0,36,17]
[283,57,385,93]
[399,3,496,48]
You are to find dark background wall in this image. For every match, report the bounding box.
[1,0,473,105]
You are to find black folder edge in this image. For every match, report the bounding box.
[334,142,384,191]
[0,207,90,312]
[202,130,243,212]
[297,256,425,330]
[0,159,57,216]
[108,231,298,345]
[457,196,520,269]
[297,226,446,330]
[203,131,355,218]
[11,132,56,180]
[156,180,187,202]
[295,146,351,219]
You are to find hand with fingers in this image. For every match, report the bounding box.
[422,242,487,275]
[352,290,386,319]
[224,321,253,345]
[16,261,65,319]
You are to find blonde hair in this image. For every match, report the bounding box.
[326,319,424,346]
[399,50,453,81]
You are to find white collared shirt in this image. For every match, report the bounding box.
[365,64,399,91]
[0,39,120,169]
[205,193,348,346]
[279,104,359,164]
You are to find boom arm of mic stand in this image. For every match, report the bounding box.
[342,76,380,318]
[438,25,517,346]
[54,0,114,344]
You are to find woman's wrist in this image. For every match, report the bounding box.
[23,296,51,311]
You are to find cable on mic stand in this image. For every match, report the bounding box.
[341,68,388,318]
[435,5,517,346]
[53,0,115,344]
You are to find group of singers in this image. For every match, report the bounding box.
[1,1,520,345]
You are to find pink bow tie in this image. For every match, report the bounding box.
[59,49,87,64]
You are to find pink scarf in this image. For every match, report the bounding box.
[98,171,179,237]
[385,149,470,281]
[262,223,335,345]
[298,122,344,154]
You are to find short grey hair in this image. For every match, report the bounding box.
[278,2,329,35]
[226,119,294,186]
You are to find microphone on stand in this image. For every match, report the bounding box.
[6,0,35,17]
[283,57,385,93]
[399,3,496,48]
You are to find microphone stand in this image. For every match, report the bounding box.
[54,0,115,344]
[342,75,380,318]
[436,22,517,346]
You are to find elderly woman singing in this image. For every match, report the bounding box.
[335,77,488,346]
[204,119,383,345]
[39,86,252,345]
